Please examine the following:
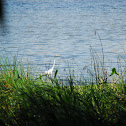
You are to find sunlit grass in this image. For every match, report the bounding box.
[0,56,126,126]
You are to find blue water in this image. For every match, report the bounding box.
[0,0,126,78]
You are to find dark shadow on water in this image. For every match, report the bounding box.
[0,0,8,35]
[0,0,4,22]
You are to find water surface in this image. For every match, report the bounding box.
[0,0,126,78]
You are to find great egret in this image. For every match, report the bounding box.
[44,58,55,75]
[44,55,60,76]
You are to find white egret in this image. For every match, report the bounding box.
[44,58,55,75]
[44,55,60,76]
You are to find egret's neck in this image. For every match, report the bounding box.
[52,58,55,69]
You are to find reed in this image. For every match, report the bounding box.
[0,56,126,126]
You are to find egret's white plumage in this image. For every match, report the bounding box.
[44,58,55,75]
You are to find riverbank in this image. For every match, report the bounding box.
[0,57,126,126]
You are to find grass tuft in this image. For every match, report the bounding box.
[0,56,126,126]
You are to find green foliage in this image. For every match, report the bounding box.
[0,57,126,126]
[110,68,119,76]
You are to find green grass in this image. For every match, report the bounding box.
[0,57,126,126]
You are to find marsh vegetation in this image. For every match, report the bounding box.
[0,54,126,126]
